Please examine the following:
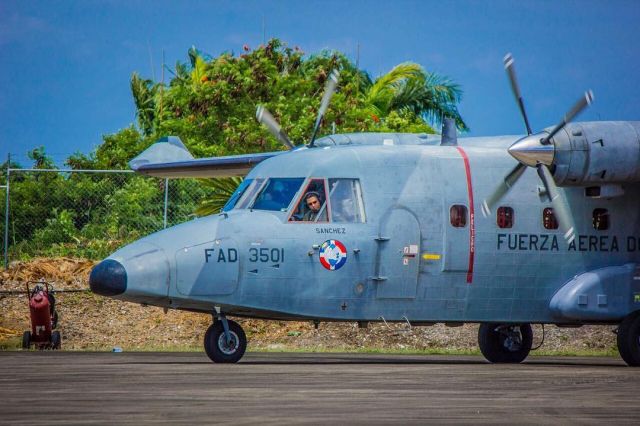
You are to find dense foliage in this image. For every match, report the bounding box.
[1,39,466,260]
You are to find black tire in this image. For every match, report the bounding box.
[51,331,62,350]
[22,331,31,350]
[617,311,640,366]
[51,311,59,330]
[203,320,246,363]
[478,323,533,363]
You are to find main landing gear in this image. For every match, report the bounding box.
[478,323,533,363]
[203,315,247,363]
[617,311,640,367]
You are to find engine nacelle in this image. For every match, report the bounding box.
[551,121,640,186]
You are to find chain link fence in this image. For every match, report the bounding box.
[1,168,209,266]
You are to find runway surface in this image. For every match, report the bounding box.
[1,352,639,425]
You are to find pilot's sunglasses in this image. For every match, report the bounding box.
[307,200,319,207]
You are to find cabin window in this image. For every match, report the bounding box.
[593,208,609,230]
[251,178,305,211]
[543,208,558,230]
[328,179,366,223]
[497,206,514,229]
[289,178,329,222]
[450,205,467,228]
[222,178,251,212]
[235,178,266,209]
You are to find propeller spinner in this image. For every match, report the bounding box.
[481,53,593,243]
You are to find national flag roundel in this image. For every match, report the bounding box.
[319,239,347,271]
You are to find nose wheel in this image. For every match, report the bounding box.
[478,323,533,363]
[204,318,247,363]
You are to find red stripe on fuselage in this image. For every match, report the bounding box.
[456,147,475,283]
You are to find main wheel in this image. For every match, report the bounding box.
[478,323,533,363]
[617,311,640,366]
[203,320,246,363]
[51,331,61,350]
[22,331,31,350]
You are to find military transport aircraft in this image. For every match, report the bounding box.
[89,54,640,365]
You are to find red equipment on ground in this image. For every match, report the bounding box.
[22,282,61,350]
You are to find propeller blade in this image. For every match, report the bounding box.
[536,163,576,243]
[504,53,532,136]
[309,69,340,147]
[256,105,295,150]
[481,163,526,217]
[540,90,594,145]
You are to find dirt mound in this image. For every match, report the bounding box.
[0,258,618,354]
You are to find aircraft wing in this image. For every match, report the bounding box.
[129,136,282,178]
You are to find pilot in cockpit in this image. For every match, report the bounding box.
[302,192,323,221]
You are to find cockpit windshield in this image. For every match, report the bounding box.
[224,177,365,221]
[251,178,305,211]
[222,179,252,212]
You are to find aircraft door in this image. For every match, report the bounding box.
[374,208,421,299]
[441,156,473,274]
[175,238,240,297]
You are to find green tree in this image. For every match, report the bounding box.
[194,177,243,216]
[131,73,159,136]
[364,62,467,130]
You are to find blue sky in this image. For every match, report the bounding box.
[1,0,639,166]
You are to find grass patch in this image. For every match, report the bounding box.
[0,339,619,358]
[0,336,22,350]
[530,348,619,357]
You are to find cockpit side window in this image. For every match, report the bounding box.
[222,178,251,212]
[251,178,305,211]
[289,178,329,222]
[328,178,366,223]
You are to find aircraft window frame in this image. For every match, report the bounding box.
[222,178,251,212]
[593,208,609,230]
[497,206,514,229]
[235,178,266,210]
[250,177,305,212]
[327,178,366,223]
[287,178,331,223]
[449,204,468,228]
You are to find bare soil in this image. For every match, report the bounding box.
[0,258,618,354]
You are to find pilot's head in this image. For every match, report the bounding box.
[305,192,321,212]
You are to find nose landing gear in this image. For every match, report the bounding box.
[203,315,247,363]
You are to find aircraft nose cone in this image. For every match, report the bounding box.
[508,134,555,167]
[90,259,127,296]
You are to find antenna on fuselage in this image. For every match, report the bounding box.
[440,117,457,146]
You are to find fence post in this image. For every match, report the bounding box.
[3,153,10,269]
[163,178,169,229]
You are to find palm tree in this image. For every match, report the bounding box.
[364,62,467,131]
[130,72,159,136]
[195,177,243,216]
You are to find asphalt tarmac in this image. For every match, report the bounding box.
[0,352,639,425]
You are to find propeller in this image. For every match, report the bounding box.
[481,53,592,243]
[480,163,526,218]
[256,105,295,150]
[536,163,576,243]
[256,69,341,150]
[504,53,532,136]
[309,69,340,147]
[540,90,594,145]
